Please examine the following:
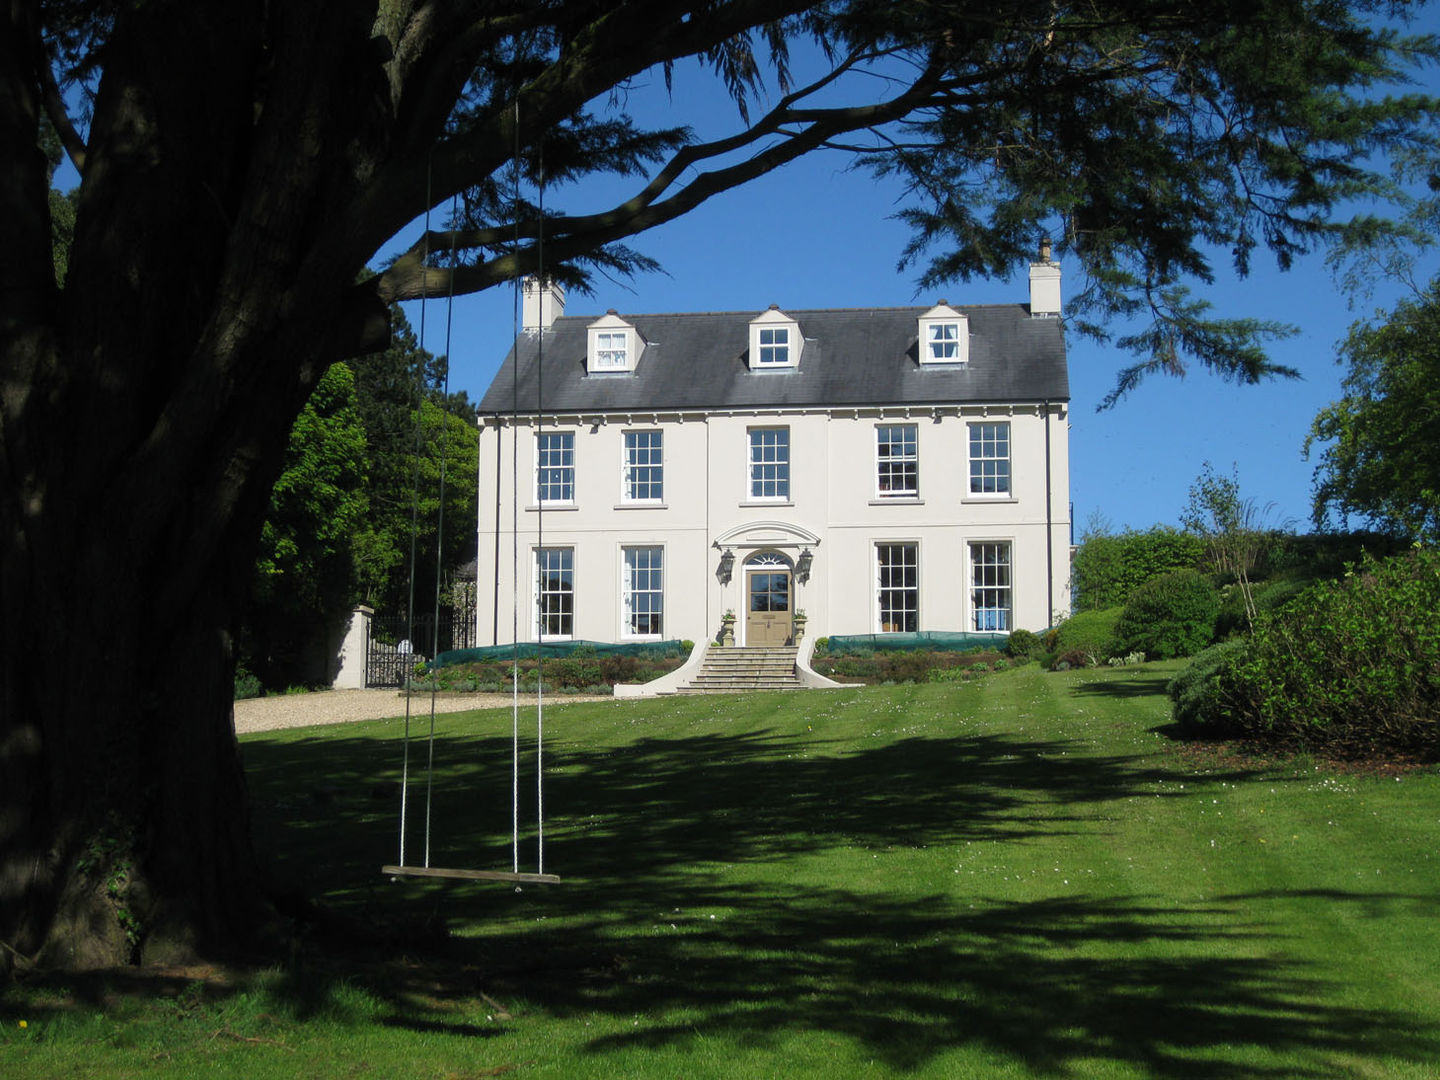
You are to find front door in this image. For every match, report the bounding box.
[746,568,792,645]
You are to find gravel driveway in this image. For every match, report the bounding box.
[234,689,612,734]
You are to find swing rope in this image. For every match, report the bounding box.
[385,96,560,887]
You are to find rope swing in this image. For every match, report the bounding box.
[383,114,560,886]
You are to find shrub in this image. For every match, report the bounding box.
[1071,525,1207,611]
[1049,608,1122,667]
[1216,548,1440,758]
[824,648,1000,684]
[1112,570,1220,660]
[1214,576,1310,639]
[1167,639,1252,735]
[1005,628,1039,659]
[1053,648,1094,671]
[234,666,263,700]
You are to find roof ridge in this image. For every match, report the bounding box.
[551,302,1027,321]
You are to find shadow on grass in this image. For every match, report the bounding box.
[1069,670,1178,699]
[220,703,1440,1076]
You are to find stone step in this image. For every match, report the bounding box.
[669,644,805,695]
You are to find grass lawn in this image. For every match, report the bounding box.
[4,662,1439,1078]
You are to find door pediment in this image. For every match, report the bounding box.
[713,520,820,550]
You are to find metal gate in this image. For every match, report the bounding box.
[364,596,476,688]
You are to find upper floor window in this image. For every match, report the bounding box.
[968,421,1010,496]
[624,430,663,502]
[748,307,800,370]
[918,302,968,365]
[748,427,790,500]
[876,424,918,497]
[593,330,628,371]
[758,327,790,366]
[536,431,575,503]
[587,312,641,373]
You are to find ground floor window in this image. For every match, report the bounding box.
[971,542,1012,631]
[622,545,664,636]
[876,542,918,632]
[535,547,574,638]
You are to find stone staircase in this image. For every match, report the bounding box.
[671,644,803,694]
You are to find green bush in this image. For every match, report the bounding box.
[234,665,263,700]
[1049,608,1122,667]
[1112,569,1221,660]
[1167,639,1252,735]
[819,649,1000,684]
[1071,525,1207,611]
[1175,549,1440,758]
[1214,576,1310,639]
[1005,628,1039,659]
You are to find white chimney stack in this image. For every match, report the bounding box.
[1028,239,1061,317]
[522,276,565,331]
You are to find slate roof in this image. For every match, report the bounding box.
[477,304,1067,416]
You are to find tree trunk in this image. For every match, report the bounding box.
[0,407,278,969]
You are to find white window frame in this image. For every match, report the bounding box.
[621,545,664,638]
[970,542,1012,632]
[592,330,629,371]
[535,547,575,640]
[535,430,575,504]
[876,542,919,633]
[926,322,961,361]
[968,421,1011,497]
[757,326,790,366]
[876,424,918,498]
[747,426,790,501]
[622,430,664,503]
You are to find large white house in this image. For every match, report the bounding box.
[476,255,1070,652]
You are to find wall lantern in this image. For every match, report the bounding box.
[796,547,814,583]
[716,547,735,584]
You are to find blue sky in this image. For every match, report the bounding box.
[404,45,1439,540]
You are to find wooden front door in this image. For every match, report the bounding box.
[746,568,792,645]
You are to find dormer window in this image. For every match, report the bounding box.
[594,331,628,370]
[758,326,790,366]
[748,306,801,370]
[918,301,968,365]
[587,311,642,373]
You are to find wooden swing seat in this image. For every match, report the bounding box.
[382,864,562,885]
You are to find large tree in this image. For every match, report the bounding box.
[1307,278,1440,539]
[2,1,1435,970]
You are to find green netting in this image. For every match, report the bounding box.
[820,631,1007,655]
[432,639,689,668]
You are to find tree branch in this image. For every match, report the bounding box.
[37,46,85,175]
